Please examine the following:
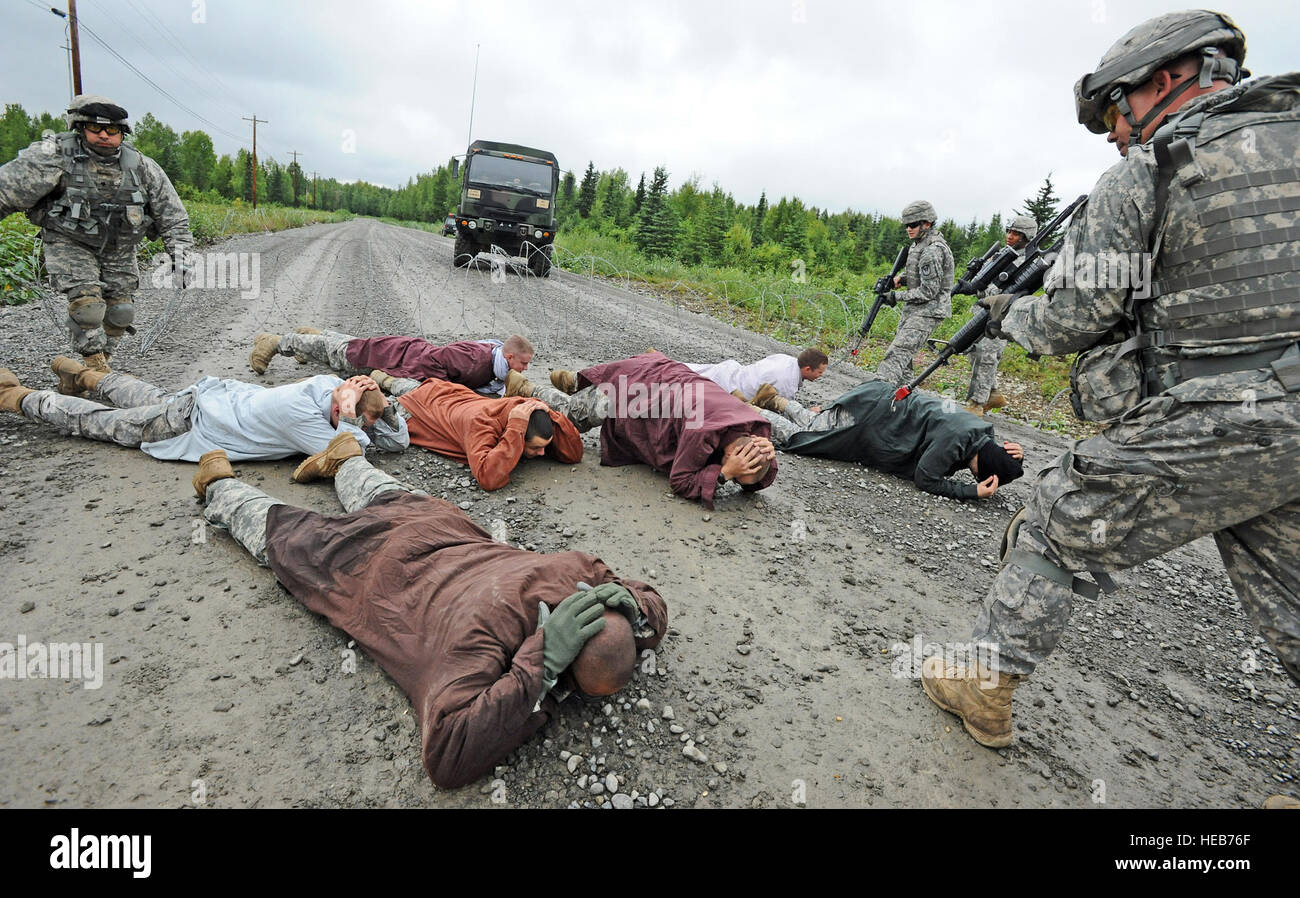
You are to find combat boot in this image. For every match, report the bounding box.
[965,401,985,417]
[192,449,236,499]
[730,389,749,402]
[921,655,1023,748]
[370,369,396,392]
[984,390,1007,411]
[505,371,534,398]
[749,383,786,413]
[51,356,109,396]
[249,333,283,375]
[294,326,321,364]
[0,369,35,415]
[1263,795,1300,809]
[82,352,112,374]
[292,431,364,483]
[550,370,577,394]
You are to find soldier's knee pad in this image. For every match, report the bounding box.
[67,287,106,328]
[104,296,136,334]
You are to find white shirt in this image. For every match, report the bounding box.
[477,340,508,396]
[141,375,409,462]
[686,354,803,399]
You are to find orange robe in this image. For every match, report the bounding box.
[397,380,583,490]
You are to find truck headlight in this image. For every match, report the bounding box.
[534,229,542,239]
[468,221,477,229]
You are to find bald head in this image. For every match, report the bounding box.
[571,610,636,696]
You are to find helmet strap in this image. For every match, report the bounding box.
[1123,46,1243,147]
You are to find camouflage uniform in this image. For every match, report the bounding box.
[876,209,955,386]
[276,330,362,375]
[974,66,1300,684]
[527,383,611,433]
[965,216,1036,405]
[756,399,855,446]
[204,456,424,566]
[0,97,192,358]
[19,374,195,445]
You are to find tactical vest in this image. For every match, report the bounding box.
[904,229,954,316]
[1137,73,1300,397]
[30,132,150,253]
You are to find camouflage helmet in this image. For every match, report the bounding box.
[1074,10,1246,135]
[66,94,132,133]
[1008,214,1039,240]
[901,200,936,224]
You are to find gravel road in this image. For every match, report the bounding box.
[1,218,1294,808]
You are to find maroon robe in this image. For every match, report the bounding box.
[264,491,667,790]
[577,352,777,509]
[345,336,497,388]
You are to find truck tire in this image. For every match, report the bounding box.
[528,245,553,278]
[453,234,474,268]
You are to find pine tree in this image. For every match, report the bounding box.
[1018,174,1060,229]
[634,166,678,258]
[576,162,598,218]
[752,191,767,245]
[631,173,646,218]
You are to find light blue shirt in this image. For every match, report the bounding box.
[141,375,409,462]
[477,339,508,396]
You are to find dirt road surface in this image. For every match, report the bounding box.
[1,219,1295,808]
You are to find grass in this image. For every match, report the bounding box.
[1,200,351,306]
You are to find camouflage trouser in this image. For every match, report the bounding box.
[875,305,945,386]
[757,399,856,446]
[972,396,1300,684]
[42,230,140,357]
[203,456,425,566]
[966,338,1005,405]
[277,330,360,374]
[18,373,194,446]
[530,383,611,433]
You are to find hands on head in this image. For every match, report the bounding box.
[721,436,774,485]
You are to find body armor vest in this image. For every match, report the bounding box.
[31,132,150,253]
[1137,73,1300,394]
[904,229,954,317]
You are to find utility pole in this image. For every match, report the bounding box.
[311,171,318,209]
[68,0,83,96]
[289,150,301,207]
[242,115,266,209]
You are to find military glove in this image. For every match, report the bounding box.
[172,249,196,289]
[591,582,639,622]
[883,291,898,307]
[541,588,607,679]
[379,403,400,429]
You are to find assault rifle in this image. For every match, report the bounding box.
[892,194,1089,402]
[847,244,909,357]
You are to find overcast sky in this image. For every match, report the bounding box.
[7,0,1298,222]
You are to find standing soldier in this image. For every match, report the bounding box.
[874,201,954,385]
[964,214,1037,416]
[922,11,1300,755]
[0,95,193,378]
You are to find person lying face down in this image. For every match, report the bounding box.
[0,360,407,461]
[371,374,583,491]
[508,351,778,510]
[251,328,533,396]
[754,378,1025,500]
[192,437,667,790]
[683,347,830,402]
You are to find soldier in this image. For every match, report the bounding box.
[0,95,193,374]
[963,214,1037,416]
[922,11,1300,754]
[874,201,955,386]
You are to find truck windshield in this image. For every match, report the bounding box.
[467,154,554,196]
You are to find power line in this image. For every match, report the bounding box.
[122,0,249,113]
[73,15,246,143]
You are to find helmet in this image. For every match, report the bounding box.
[66,95,132,133]
[1074,10,1245,135]
[901,200,936,224]
[1008,214,1038,240]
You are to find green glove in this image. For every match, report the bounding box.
[591,582,639,622]
[541,588,607,679]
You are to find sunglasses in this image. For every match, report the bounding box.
[904,221,926,229]
[82,124,122,136]
[1102,102,1121,132]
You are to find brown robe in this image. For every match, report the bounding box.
[345,337,497,388]
[397,380,583,490]
[264,491,667,790]
[578,352,778,509]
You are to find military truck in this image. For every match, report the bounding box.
[451,140,559,276]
